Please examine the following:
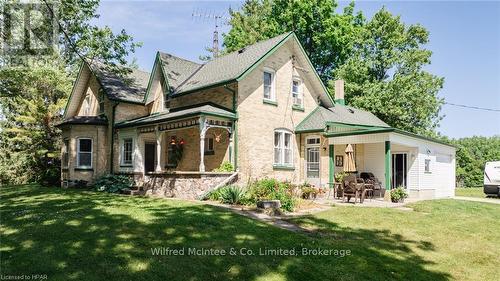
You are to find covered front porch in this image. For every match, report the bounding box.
[114,104,238,199]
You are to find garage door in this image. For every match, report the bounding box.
[434,153,454,198]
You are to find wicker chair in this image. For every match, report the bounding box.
[343,175,366,204]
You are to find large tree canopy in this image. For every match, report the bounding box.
[0,0,140,184]
[223,1,444,135]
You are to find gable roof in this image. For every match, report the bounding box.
[88,62,150,104]
[295,105,390,133]
[147,32,333,106]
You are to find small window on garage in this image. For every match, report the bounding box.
[425,159,431,173]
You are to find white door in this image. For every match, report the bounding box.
[306,137,321,186]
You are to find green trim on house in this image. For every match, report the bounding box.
[294,106,321,133]
[143,52,161,104]
[292,105,305,112]
[272,165,295,171]
[290,33,335,107]
[236,32,294,82]
[263,99,278,106]
[329,144,334,186]
[335,99,345,105]
[385,141,391,190]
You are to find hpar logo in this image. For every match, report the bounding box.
[1,1,58,65]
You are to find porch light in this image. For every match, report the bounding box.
[179,139,185,145]
[170,137,176,145]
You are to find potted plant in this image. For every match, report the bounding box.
[390,186,408,203]
[334,171,347,183]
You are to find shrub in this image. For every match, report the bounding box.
[247,178,297,212]
[208,185,245,205]
[390,186,408,203]
[213,161,234,172]
[94,174,133,193]
[301,186,318,199]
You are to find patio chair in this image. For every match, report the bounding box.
[360,172,383,199]
[343,175,366,204]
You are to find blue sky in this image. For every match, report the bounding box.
[97,0,500,138]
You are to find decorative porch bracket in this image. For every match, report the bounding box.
[198,115,233,172]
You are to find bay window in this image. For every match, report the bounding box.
[121,138,133,166]
[77,138,92,168]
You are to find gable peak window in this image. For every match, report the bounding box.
[263,68,275,101]
[77,138,92,168]
[292,78,303,107]
[274,129,293,166]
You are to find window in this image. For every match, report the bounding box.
[425,159,431,173]
[166,136,178,167]
[291,78,303,107]
[263,69,275,101]
[77,138,92,168]
[83,95,91,116]
[121,138,133,166]
[204,137,214,155]
[98,91,105,114]
[306,137,320,145]
[274,130,293,166]
[62,139,69,168]
[162,80,170,111]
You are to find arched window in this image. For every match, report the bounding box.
[83,94,91,116]
[274,129,293,166]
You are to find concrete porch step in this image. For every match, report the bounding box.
[122,187,147,196]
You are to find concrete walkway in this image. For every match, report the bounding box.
[453,196,500,205]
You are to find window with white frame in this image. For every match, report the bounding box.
[83,94,91,116]
[77,138,92,168]
[274,129,293,166]
[263,68,275,101]
[121,138,133,166]
[425,159,431,173]
[291,78,303,107]
[204,137,214,155]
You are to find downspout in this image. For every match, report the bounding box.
[110,102,118,174]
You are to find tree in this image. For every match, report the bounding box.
[452,136,500,187]
[223,0,364,82]
[334,8,444,135]
[0,0,140,185]
[223,1,444,135]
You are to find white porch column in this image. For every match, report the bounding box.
[199,116,207,172]
[155,130,162,172]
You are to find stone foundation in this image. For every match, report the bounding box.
[139,172,237,200]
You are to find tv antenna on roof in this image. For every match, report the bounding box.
[192,8,230,58]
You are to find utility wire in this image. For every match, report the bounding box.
[444,102,500,112]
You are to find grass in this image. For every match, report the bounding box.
[455,187,497,198]
[1,185,499,280]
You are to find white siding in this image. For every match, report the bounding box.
[363,143,386,188]
[390,133,456,198]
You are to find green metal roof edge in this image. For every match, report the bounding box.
[324,126,455,148]
[235,31,294,82]
[143,52,170,104]
[115,110,237,129]
[63,61,85,119]
[294,106,322,132]
[392,129,456,148]
[325,121,390,130]
[290,33,335,107]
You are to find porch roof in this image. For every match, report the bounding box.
[295,106,389,133]
[115,103,236,129]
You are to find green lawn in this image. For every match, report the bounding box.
[1,185,499,280]
[455,187,495,198]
